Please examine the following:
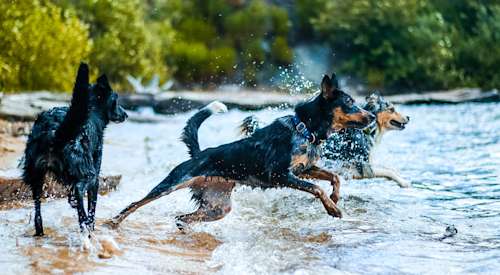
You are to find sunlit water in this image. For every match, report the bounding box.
[1,103,499,274]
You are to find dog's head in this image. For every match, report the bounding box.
[90,75,128,123]
[295,73,375,140]
[364,93,409,131]
[320,74,374,131]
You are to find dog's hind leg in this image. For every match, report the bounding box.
[299,166,342,204]
[73,181,90,232]
[107,176,202,228]
[31,174,45,236]
[24,165,46,236]
[175,176,235,231]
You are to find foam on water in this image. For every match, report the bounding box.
[0,103,499,274]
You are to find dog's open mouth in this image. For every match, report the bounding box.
[390,120,406,129]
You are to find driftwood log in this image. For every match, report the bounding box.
[0,175,121,209]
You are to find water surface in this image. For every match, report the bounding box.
[1,103,499,274]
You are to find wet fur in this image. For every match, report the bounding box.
[241,93,411,187]
[109,74,374,229]
[323,93,410,187]
[22,63,128,236]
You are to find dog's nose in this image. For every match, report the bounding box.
[406,116,410,121]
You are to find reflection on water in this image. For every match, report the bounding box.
[0,103,499,274]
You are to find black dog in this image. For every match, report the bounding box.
[242,93,411,187]
[109,74,373,230]
[22,63,127,236]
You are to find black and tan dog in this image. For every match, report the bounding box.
[22,63,128,237]
[243,93,411,187]
[108,74,374,230]
[323,93,410,187]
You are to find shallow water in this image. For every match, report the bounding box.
[1,103,499,274]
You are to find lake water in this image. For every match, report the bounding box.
[1,103,499,274]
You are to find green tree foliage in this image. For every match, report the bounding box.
[168,0,292,86]
[308,0,499,91]
[59,0,169,89]
[436,1,500,90]
[0,0,91,92]
[313,0,454,91]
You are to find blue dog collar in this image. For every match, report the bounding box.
[291,115,316,144]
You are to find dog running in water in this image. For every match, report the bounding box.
[108,73,374,230]
[242,93,411,187]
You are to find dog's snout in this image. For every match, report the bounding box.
[406,116,410,122]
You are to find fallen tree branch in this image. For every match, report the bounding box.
[0,175,121,209]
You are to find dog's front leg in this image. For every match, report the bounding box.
[87,180,99,230]
[74,181,90,232]
[277,173,342,218]
[299,166,341,204]
[372,166,411,188]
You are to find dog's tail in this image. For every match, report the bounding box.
[239,115,260,137]
[54,62,90,144]
[181,101,228,157]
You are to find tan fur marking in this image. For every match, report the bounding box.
[332,107,369,130]
[299,166,341,203]
[191,176,235,190]
[377,109,408,131]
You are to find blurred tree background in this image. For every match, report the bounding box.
[0,0,498,93]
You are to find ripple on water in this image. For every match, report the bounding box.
[0,103,499,273]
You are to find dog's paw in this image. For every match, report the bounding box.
[325,205,343,218]
[80,229,93,252]
[328,209,343,219]
[103,219,120,229]
[206,101,228,114]
[398,179,411,188]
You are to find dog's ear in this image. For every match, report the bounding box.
[96,74,113,96]
[74,62,89,93]
[331,73,339,90]
[365,93,379,103]
[97,74,110,88]
[364,92,382,112]
[321,73,340,100]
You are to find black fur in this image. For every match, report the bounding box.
[22,63,128,236]
[181,108,213,158]
[323,93,407,177]
[110,73,374,228]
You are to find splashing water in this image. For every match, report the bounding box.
[272,65,317,95]
[0,103,499,274]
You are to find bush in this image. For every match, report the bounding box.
[313,0,454,91]
[271,36,293,65]
[169,42,236,84]
[224,0,270,44]
[60,0,170,89]
[177,18,217,44]
[438,2,500,90]
[0,0,91,92]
